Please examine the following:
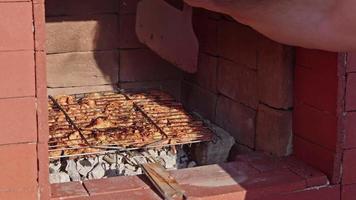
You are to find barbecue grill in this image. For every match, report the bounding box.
[48,89,215,160]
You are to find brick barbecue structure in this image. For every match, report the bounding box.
[0,0,356,200]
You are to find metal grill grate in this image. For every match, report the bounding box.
[48,90,214,159]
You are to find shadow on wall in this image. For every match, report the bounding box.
[45,0,184,96]
[45,0,120,95]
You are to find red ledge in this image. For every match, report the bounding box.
[51,153,329,200]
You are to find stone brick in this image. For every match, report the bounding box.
[193,8,222,20]
[256,104,292,156]
[294,102,337,151]
[119,15,145,49]
[261,185,340,200]
[215,95,256,148]
[181,81,218,121]
[343,184,356,200]
[33,2,46,51]
[345,112,356,149]
[0,0,31,1]
[0,2,33,51]
[35,51,49,143]
[37,143,50,200]
[192,125,235,165]
[185,53,218,92]
[171,161,259,186]
[295,48,338,114]
[47,51,119,88]
[229,143,254,158]
[347,52,356,73]
[258,39,294,109]
[84,175,149,195]
[33,0,44,4]
[119,0,140,15]
[0,51,35,98]
[46,15,118,53]
[135,0,199,73]
[296,48,338,69]
[48,85,117,96]
[346,73,356,111]
[293,136,335,179]
[0,97,37,145]
[295,65,338,114]
[218,59,258,109]
[0,144,37,200]
[234,169,306,199]
[45,0,118,17]
[120,49,182,82]
[218,20,261,69]
[284,157,328,187]
[192,12,218,55]
[88,189,161,200]
[343,149,356,184]
[51,182,88,199]
[120,80,182,100]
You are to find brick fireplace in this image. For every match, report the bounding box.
[0,0,354,200]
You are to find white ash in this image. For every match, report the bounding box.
[49,146,195,184]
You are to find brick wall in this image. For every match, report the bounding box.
[341,52,356,200]
[293,48,340,180]
[181,9,294,156]
[45,0,182,97]
[0,0,49,199]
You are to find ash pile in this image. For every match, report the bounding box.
[49,146,197,184]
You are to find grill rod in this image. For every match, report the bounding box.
[48,90,215,159]
[49,95,92,147]
[120,90,170,147]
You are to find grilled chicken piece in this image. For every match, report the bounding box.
[79,99,96,109]
[49,150,63,158]
[86,117,114,129]
[56,95,76,105]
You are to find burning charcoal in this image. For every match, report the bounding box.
[77,158,94,176]
[88,163,106,180]
[66,159,81,182]
[49,172,71,184]
[49,160,61,173]
[187,161,197,168]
